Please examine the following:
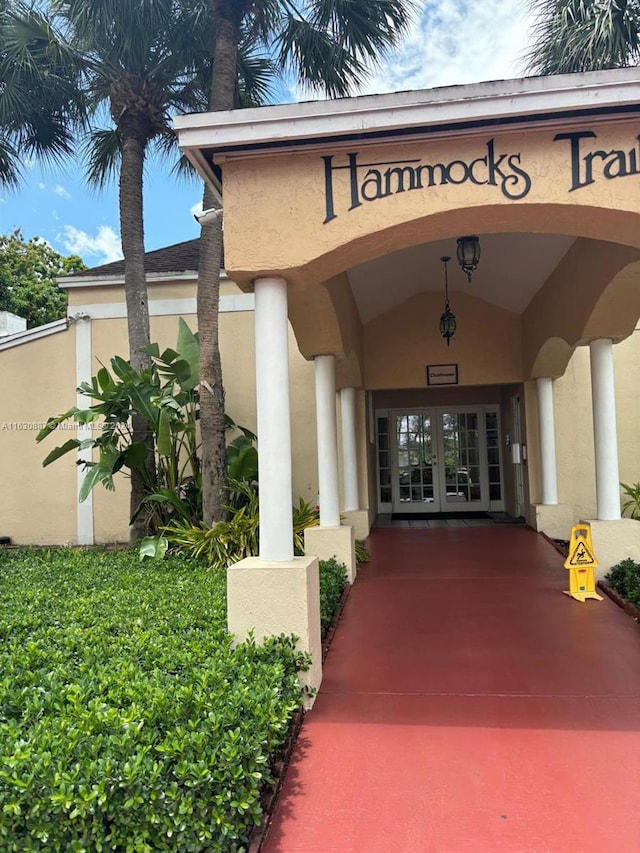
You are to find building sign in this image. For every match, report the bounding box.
[554,130,640,191]
[427,364,458,386]
[322,129,640,223]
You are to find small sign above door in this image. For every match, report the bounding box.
[427,364,458,386]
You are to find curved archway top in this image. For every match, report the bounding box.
[530,336,575,380]
[583,260,640,344]
[229,201,640,294]
[523,242,640,379]
[220,116,640,290]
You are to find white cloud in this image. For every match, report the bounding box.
[54,184,71,199]
[61,225,123,265]
[38,182,46,190]
[290,0,534,99]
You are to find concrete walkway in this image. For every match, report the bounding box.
[262,527,640,853]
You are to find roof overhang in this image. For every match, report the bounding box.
[174,69,640,193]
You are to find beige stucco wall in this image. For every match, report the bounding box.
[364,292,522,389]
[0,327,77,544]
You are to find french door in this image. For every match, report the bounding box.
[376,408,503,514]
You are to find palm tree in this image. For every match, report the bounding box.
[527,0,640,74]
[197,0,417,526]
[42,0,211,541]
[0,0,83,188]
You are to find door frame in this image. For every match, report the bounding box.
[375,405,505,515]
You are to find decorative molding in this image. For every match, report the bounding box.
[60,270,209,289]
[68,293,255,320]
[0,318,68,351]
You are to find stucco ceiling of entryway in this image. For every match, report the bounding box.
[347,233,575,323]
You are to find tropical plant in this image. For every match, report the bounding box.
[355,539,371,565]
[0,0,84,188]
[161,486,319,569]
[37,319,202,535]
[526,0,640,74]
[0,228,85,327]
[292,497,320,556]
[195,0,418,528]
[37,319,260,541]
[162,481,261,568]
[620,480,640,519]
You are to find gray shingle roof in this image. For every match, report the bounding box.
[71,238,202,278]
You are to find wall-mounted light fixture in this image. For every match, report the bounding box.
[456,235,481,282]
[439,256,456,347]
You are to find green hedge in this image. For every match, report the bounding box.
[0,549,308,852]
[605,558,640,608]
[319,558,348,638]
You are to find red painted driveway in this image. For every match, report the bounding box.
[262,527,640,853]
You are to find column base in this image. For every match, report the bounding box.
[342,509,370,541]
[227,556,322,708]
[304,524,356,584]
[584,518,640,580]
[533,504,574,540]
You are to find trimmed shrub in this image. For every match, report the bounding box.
[0,549,308,852]
[355,539,370,565]
[605,558,640,608]
[319,558,348,639]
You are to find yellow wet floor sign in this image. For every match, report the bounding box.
[563,524,603,603]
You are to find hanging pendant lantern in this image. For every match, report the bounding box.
[439,255,456,346]
[456,235,481,282]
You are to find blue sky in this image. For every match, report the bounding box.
[0,1,533,268]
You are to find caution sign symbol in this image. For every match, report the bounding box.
[563,524,603,603]
[568,540,596,567]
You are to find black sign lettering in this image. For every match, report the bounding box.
[322,129,639,223]
[322,139,532,222]
[554,130,640,191]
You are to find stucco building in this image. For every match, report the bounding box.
[2,69,640,689]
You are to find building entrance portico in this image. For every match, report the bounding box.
[175,68,640,696]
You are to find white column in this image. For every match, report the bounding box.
[340,387,359,512]
[315,355,340,527]
[254,277,294,560]
[74,314,94,545]
[589,339,621,520]
[536,377,558,505]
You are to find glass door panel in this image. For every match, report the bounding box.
[379,406,499,514]
[393,413,439,512]
[440,411,482,505]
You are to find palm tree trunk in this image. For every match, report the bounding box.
[198,2,242,525]
[120,133,154,543]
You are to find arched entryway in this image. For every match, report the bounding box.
[176,68,640,696]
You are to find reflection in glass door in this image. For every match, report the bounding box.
[440,411,483,507]
[395,414,437,510]
[376,407,503,514]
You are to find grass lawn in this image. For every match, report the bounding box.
[0,548,338,852]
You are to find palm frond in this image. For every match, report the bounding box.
[526,0,640,75]
[83,128,121,188]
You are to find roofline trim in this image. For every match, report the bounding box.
[175,69,640,156]
[0,318,68,351]
[60,269,231,289]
